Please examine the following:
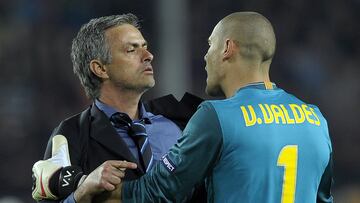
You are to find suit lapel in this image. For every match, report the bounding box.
[89,104,145,174]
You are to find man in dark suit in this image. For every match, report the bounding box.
[31,13,203,203]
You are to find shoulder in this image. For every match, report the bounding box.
[52,106,91,138]
[198,100,222,110]
[43,106,92,160]
[307,104,329,127]
[199,98,235,115]
[186,101,221,131]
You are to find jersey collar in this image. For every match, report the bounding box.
[236,82,277,93]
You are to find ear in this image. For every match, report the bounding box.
[89,60,109,79]
[223,39,237,61]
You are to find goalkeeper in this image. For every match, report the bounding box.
[118,11,334,203]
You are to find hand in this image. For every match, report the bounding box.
[74,160,137,203]
[32,134,72,201]
[32,159,62,200]
[93,183,123,203]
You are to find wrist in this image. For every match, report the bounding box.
[73,183,94,203]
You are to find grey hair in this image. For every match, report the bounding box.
[71,13,140,99]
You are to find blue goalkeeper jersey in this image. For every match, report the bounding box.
[123,83,333,203]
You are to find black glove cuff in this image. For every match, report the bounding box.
[57,166,83,198]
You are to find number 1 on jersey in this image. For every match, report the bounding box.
[277,145,298,203]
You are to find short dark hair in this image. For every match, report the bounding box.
[71,13,140,99]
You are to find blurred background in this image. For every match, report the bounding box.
[0,0,359,202]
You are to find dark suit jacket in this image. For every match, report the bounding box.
[40,93,205,202]
[44,93,203,178]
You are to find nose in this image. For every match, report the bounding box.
[204,53,208,61]
[143,49,154,63]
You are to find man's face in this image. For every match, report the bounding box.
[204,23,224,97]
[104,24,155,92]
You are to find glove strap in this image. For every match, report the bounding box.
[57,166,83,198]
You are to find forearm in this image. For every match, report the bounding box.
[74,185,93,203]
[122,164,179,202]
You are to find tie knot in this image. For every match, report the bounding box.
[110,112,148,138]
[130,121,147,137]
[110,112,153,172]
[110,112,132,129]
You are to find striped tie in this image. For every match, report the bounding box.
[130,121,154,172]
[110,112,154,172]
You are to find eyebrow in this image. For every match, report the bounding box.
[126,41,148,48]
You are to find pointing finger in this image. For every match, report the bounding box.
[109,160,138,170]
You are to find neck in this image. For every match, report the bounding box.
[222,60,271,98]
[98,85,143,120]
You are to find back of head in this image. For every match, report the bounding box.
[219,12,276,62]
[71,13,139,99]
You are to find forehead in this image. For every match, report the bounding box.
[208,22,222,42]
[105,24,145,44]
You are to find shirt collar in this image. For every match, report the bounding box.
[95,99,152,123]
[236,82,277,93]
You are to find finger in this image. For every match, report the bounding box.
[100,173,121,191]
[107,174,122,185]
[118,167,126,172]
[117,170,126,178]
[110,168,125,178]
[103,181,117,191]
[111,160,137,170]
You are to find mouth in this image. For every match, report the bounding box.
[143,65,153,74]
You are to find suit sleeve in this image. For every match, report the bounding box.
[317,153,334,203]
[122,102,223,202]
[43,123,83,165]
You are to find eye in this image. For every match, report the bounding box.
[127,49,135,53]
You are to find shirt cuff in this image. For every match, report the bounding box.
[62,192,76,203]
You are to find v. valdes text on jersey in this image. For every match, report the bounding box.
[240,104,321,127]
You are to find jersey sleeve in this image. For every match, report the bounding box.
[312,105,334,203]
[122,102,223,202]
[316,153,334,203]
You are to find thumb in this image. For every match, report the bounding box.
[48,134,71,167]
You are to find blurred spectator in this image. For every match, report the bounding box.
[0,196,24,203]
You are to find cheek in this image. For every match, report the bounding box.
[207,55,218,73]
[207,47,219,64]
[115,60,138,75]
